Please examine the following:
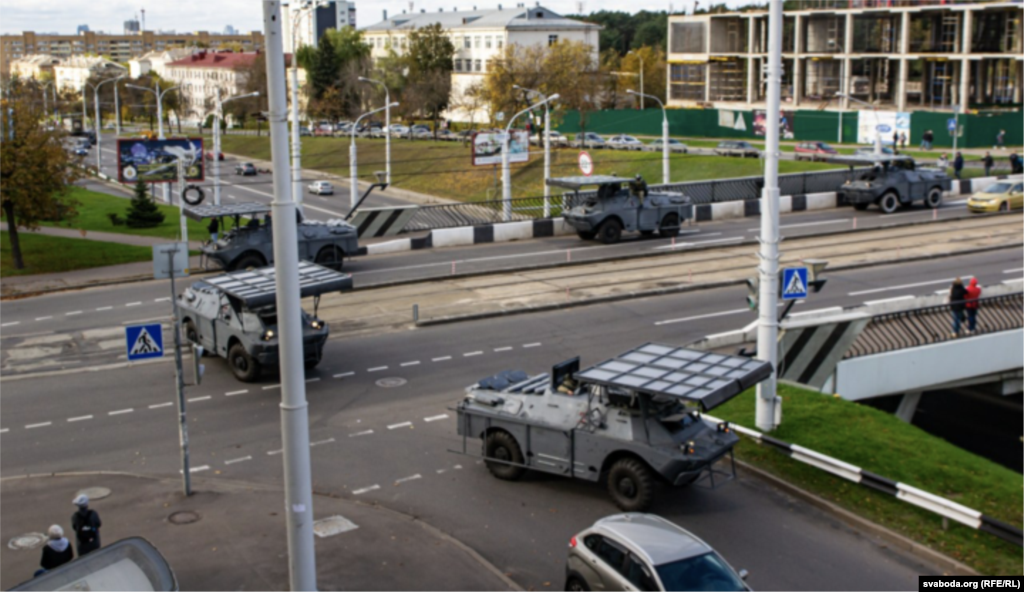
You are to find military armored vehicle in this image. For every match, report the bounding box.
[177,261,352,382]
[835,155,951,214]
[454,343,771,511]
[186,203,359,271]
[550,176,692,244]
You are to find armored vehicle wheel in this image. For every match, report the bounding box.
[607,457,655,512]
[596,219,623,244]
[878,191,900,214]
[659,213,680,238]
[232,253,266,271]
[576,230,596,240]
[228,343,261,382]
[925,187,943,209]
[853,203,869,211]
[484,431,525,481]
[315,246,344,270]
[565,577,590,591]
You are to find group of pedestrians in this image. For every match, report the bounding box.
[35,494,102,577]
[934,151,1014,178]
[949,277,983,338]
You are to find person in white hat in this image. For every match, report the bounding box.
[39,524,74,572]
[71,494,102,556]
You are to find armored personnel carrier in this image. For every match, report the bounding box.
[834,155,951,214]
[454,343,771,511]
[178,261,352,381]
[549,176,692,244]
[186,203,359,271]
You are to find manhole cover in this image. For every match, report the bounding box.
[76,487,111,501]
[313,515,359,538]
[376,377,407,388]
[168,511,200,525]
[8,533,46,550]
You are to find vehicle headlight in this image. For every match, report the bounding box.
[717,421,731,434]
[681,440,696,455]
[262,330,275,341]
[310,319,323,330]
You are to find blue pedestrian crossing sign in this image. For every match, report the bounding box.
[947,118,957,133]
[781,267,809,300]
[125,323,164,361]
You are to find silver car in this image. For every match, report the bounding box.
[566,514,749,592]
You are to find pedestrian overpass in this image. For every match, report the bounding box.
[696,281,1024,421]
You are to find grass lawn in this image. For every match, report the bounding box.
[712,383,1022,575]
[1,231,153,277]
[218,135,841,202]
[33,187,210,240]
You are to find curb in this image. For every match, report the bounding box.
[735,460,980,576]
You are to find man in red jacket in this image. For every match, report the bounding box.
[964,277,982,334]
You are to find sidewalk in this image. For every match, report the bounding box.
[0,223,205,250]
[0,472,516,591]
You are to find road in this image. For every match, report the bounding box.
[3,248,1020,590]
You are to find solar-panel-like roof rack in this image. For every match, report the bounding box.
[184,202,272,221]
[574,343,772,411]
[200,261,352,308]
[546,175,633,190]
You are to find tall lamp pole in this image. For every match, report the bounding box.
[351,103,398,208]
[502,93,559,221]
[263,2,318,589]
[755,0,783,432]
[290,1,327,211]
[627,50,645,110]
[213,90,260,205]
[628,89,669,185]
[514,85,552,217]
[92,75,125,173]
[359,76,391,185]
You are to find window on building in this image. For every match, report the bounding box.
[485,36,492,49]
[464,36,471,49]
[670,22,706,54]
[497,37,503,49]
[485,59,492,72]
[455,59,462,71]
[548,35,558,46]
[669,63,706,101]
[474,36,480,48]
[474,59,481,72]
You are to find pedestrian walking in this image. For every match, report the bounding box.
[937,153,949,170]
[207,217,219,243]
[982,151,994,177]
[892,131,899,148]
[921,130,934,150]
[71,494,101,556]
[899,131,907,149]
[964,277,982,335]
[949,278,967,338]
[1010,152,1023,174]
[953,152,964,179]
[996,129,1006,150]
[39,525,74,573]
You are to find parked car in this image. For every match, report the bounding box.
[72,146,89,157]
[606,135,645,150]
[967,180,1024,213]
[853,146,895,157]
[647,138,689,153]
[308,180,335,195]
[531,130,570,146]
[714,141,760,158]
[566,514,750,592]
[388,124,410,137]
[205,151,225,161]
[299,127,312,137]
[793,141,838,161]
[411,124,432,139]
[235,162,257,176]
[837,155,951,214]
[436,129,456,141]
[575,132,606,149]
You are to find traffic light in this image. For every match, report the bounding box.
[745,276,760,310]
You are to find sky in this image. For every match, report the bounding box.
[0,0,758,36]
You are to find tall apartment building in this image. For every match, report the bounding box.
[363,4,600,121]
[666,0,1023,112]
[0,30,265,76]
[282,0,357,51]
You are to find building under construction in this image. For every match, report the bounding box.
[666,0,1023,112]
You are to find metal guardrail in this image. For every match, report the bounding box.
[845,293,1024,358]
[404,194,587,232]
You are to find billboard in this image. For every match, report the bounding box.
[472,130,529,167]
[753,110,794,139]
[856,111,910,146]
[117,137,205,184]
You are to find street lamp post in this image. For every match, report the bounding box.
[628,89,669,185]
[838,92,882,155]
[41,81,54,123]
[81,82,88,133]
[113,77,125,136]
[502,94,559,221]
[289,1,328,211]
[92,75,125,173]
[514,85,553,217]
[359,76,391,185]
[212,90,260,206]
[627,50,645,110]
[351,103,398,209]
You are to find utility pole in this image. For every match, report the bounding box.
[755,0,783,432]
[502,94,558,221]
[167,247,191,496]
[514,85,551,216]
[263,2,317,589]
[628,89,669,184]
[359,77,391,185]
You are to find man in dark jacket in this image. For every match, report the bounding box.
[964,277,982,334]
[982,152,994,177]
[71,494,101,556]
[1010,153,1023,174]
[39,525,74,573]
[949,278,967,337]
[953,152,964,179]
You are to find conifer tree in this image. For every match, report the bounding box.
[125,180,165,228]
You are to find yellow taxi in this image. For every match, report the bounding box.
[967,180,1024,213]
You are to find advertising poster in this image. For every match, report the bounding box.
[856,111,910,146]
[472,130,530,166]
[117,137,205,184]
[753,110,795,139]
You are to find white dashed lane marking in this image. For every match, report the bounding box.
[349,429,374,437]
[25,422,52,429]
[155,297,171,302]
[424,414,448,423]
[494,346,512,352]
[334,372,354,378]
[400,361,420,367]
[34,316,53,321]
[394,474,421,485]
[225,389,249,397]
[267,449,284,456]
[463,351,483,357]
[96,306,113,311]
[0,428,8,434]
[149,402,173,409]
[432,356,452,362]
[187,396,211,403]
[523,342,542,348]
[352,485,380,495]
[126,302,142,307]
[388,421,413,430]
[262,384,281,390]
[67,415,93,422]
[224,456,252,465]
[109,408,133,415]
[1,322,19,327]
[189,465,210,473]
[367,366,388,372]
[310,438,335,447]
[66,311,83,316]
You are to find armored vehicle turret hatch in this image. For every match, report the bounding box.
[549,175,692,244]
[187,202,359,272]
[454,343,771,511]
[178,261,352,382]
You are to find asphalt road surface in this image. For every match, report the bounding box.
[4,249,1020,590]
